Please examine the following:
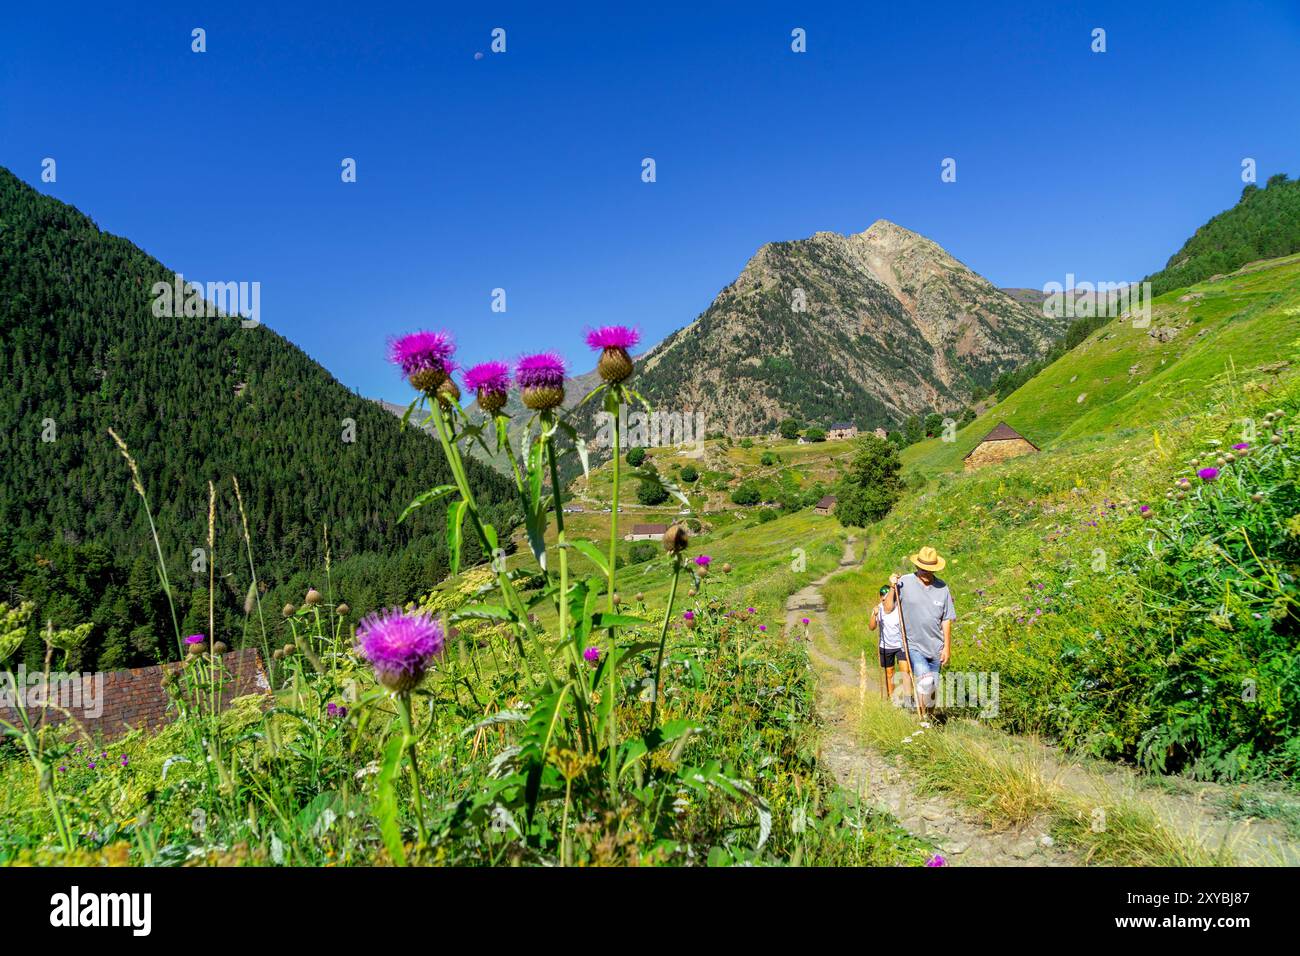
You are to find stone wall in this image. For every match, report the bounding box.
[963,437,1038,471]
[0,648,269,741]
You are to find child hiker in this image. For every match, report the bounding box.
[868,583,906,702]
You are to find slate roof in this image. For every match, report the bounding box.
[963,421,1040,458]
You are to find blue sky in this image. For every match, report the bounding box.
[3,1,1298,403]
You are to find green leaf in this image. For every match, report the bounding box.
[398,485,457,524]
[619,719,702,777]
[593,612,652,629]
[399,396,422,431]
[451,603,513,622]
[375,735,407,866]
[566,539,610,577]
[447,498,468,576]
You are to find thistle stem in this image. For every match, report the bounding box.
[544,424,593,751]
[395,691,429,851]
[429,399,557,690]
[648,554,683,730]
[605,397,621,796]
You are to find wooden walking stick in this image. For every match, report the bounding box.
[893,579,927,720]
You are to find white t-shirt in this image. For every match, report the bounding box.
[876,603,903,649]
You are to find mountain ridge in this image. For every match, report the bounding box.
[589,219,1069,441]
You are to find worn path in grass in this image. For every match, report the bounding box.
[785,537,1073,866]
[788,539,1300,866]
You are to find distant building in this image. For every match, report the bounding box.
[826,422,858,440]
[625,522,669,541]
[814,495,837,515]
[963,422,1040,471]
[873,427,888,440]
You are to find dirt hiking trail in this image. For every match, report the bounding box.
[784,536,1300,867]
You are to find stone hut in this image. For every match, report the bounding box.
[963,422,1040,471]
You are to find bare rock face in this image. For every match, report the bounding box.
[620,220,1068,437]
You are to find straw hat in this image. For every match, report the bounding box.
[909,546,946,572]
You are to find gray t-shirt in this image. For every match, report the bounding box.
[897,573,955,660]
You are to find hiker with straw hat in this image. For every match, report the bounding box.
[892,546,955,717]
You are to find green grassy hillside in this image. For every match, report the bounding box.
[903,253,1300,476]
[827,255,1300,781]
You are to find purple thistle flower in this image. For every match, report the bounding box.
[801,617,810,625]
[88,762,96,770]
[1232,443,1250,451]
[583,646,602,665]
[747,607,756,614]
[1198,467,1220,482]
[1139,504,1151,514]
[695,555,711,567]
[758,624,767,632]
[683,610,694,621]
[514,352,566,389]
[585,326,640,351]
[355,608,445,693]
[462,361,511,394]
[58,766,66,773]
[925,854,947,867]
[120,755,129,767]
[184,634,205,645]
[388,330,455,377]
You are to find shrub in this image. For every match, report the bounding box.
[760,452,778,466]
[731,482,762,506]
[637,478,670,506]
[778,418,801,440]
[626,447,646,467]
[627,541,658,564]
[805,428,826,443]
[680,464,699,483]
[756,507,778,524]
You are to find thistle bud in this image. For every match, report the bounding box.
[390,330,455,396]
[283,603,296,617]
[436,377,461,408]
[587,327,640,385]
[305,589,322,607]
[663,523,689,554]
[516,354,567,411]
[337,603,350,617]
[212,641,228,655]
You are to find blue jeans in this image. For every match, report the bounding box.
[908,650,940,675]
[908,650,941,707]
